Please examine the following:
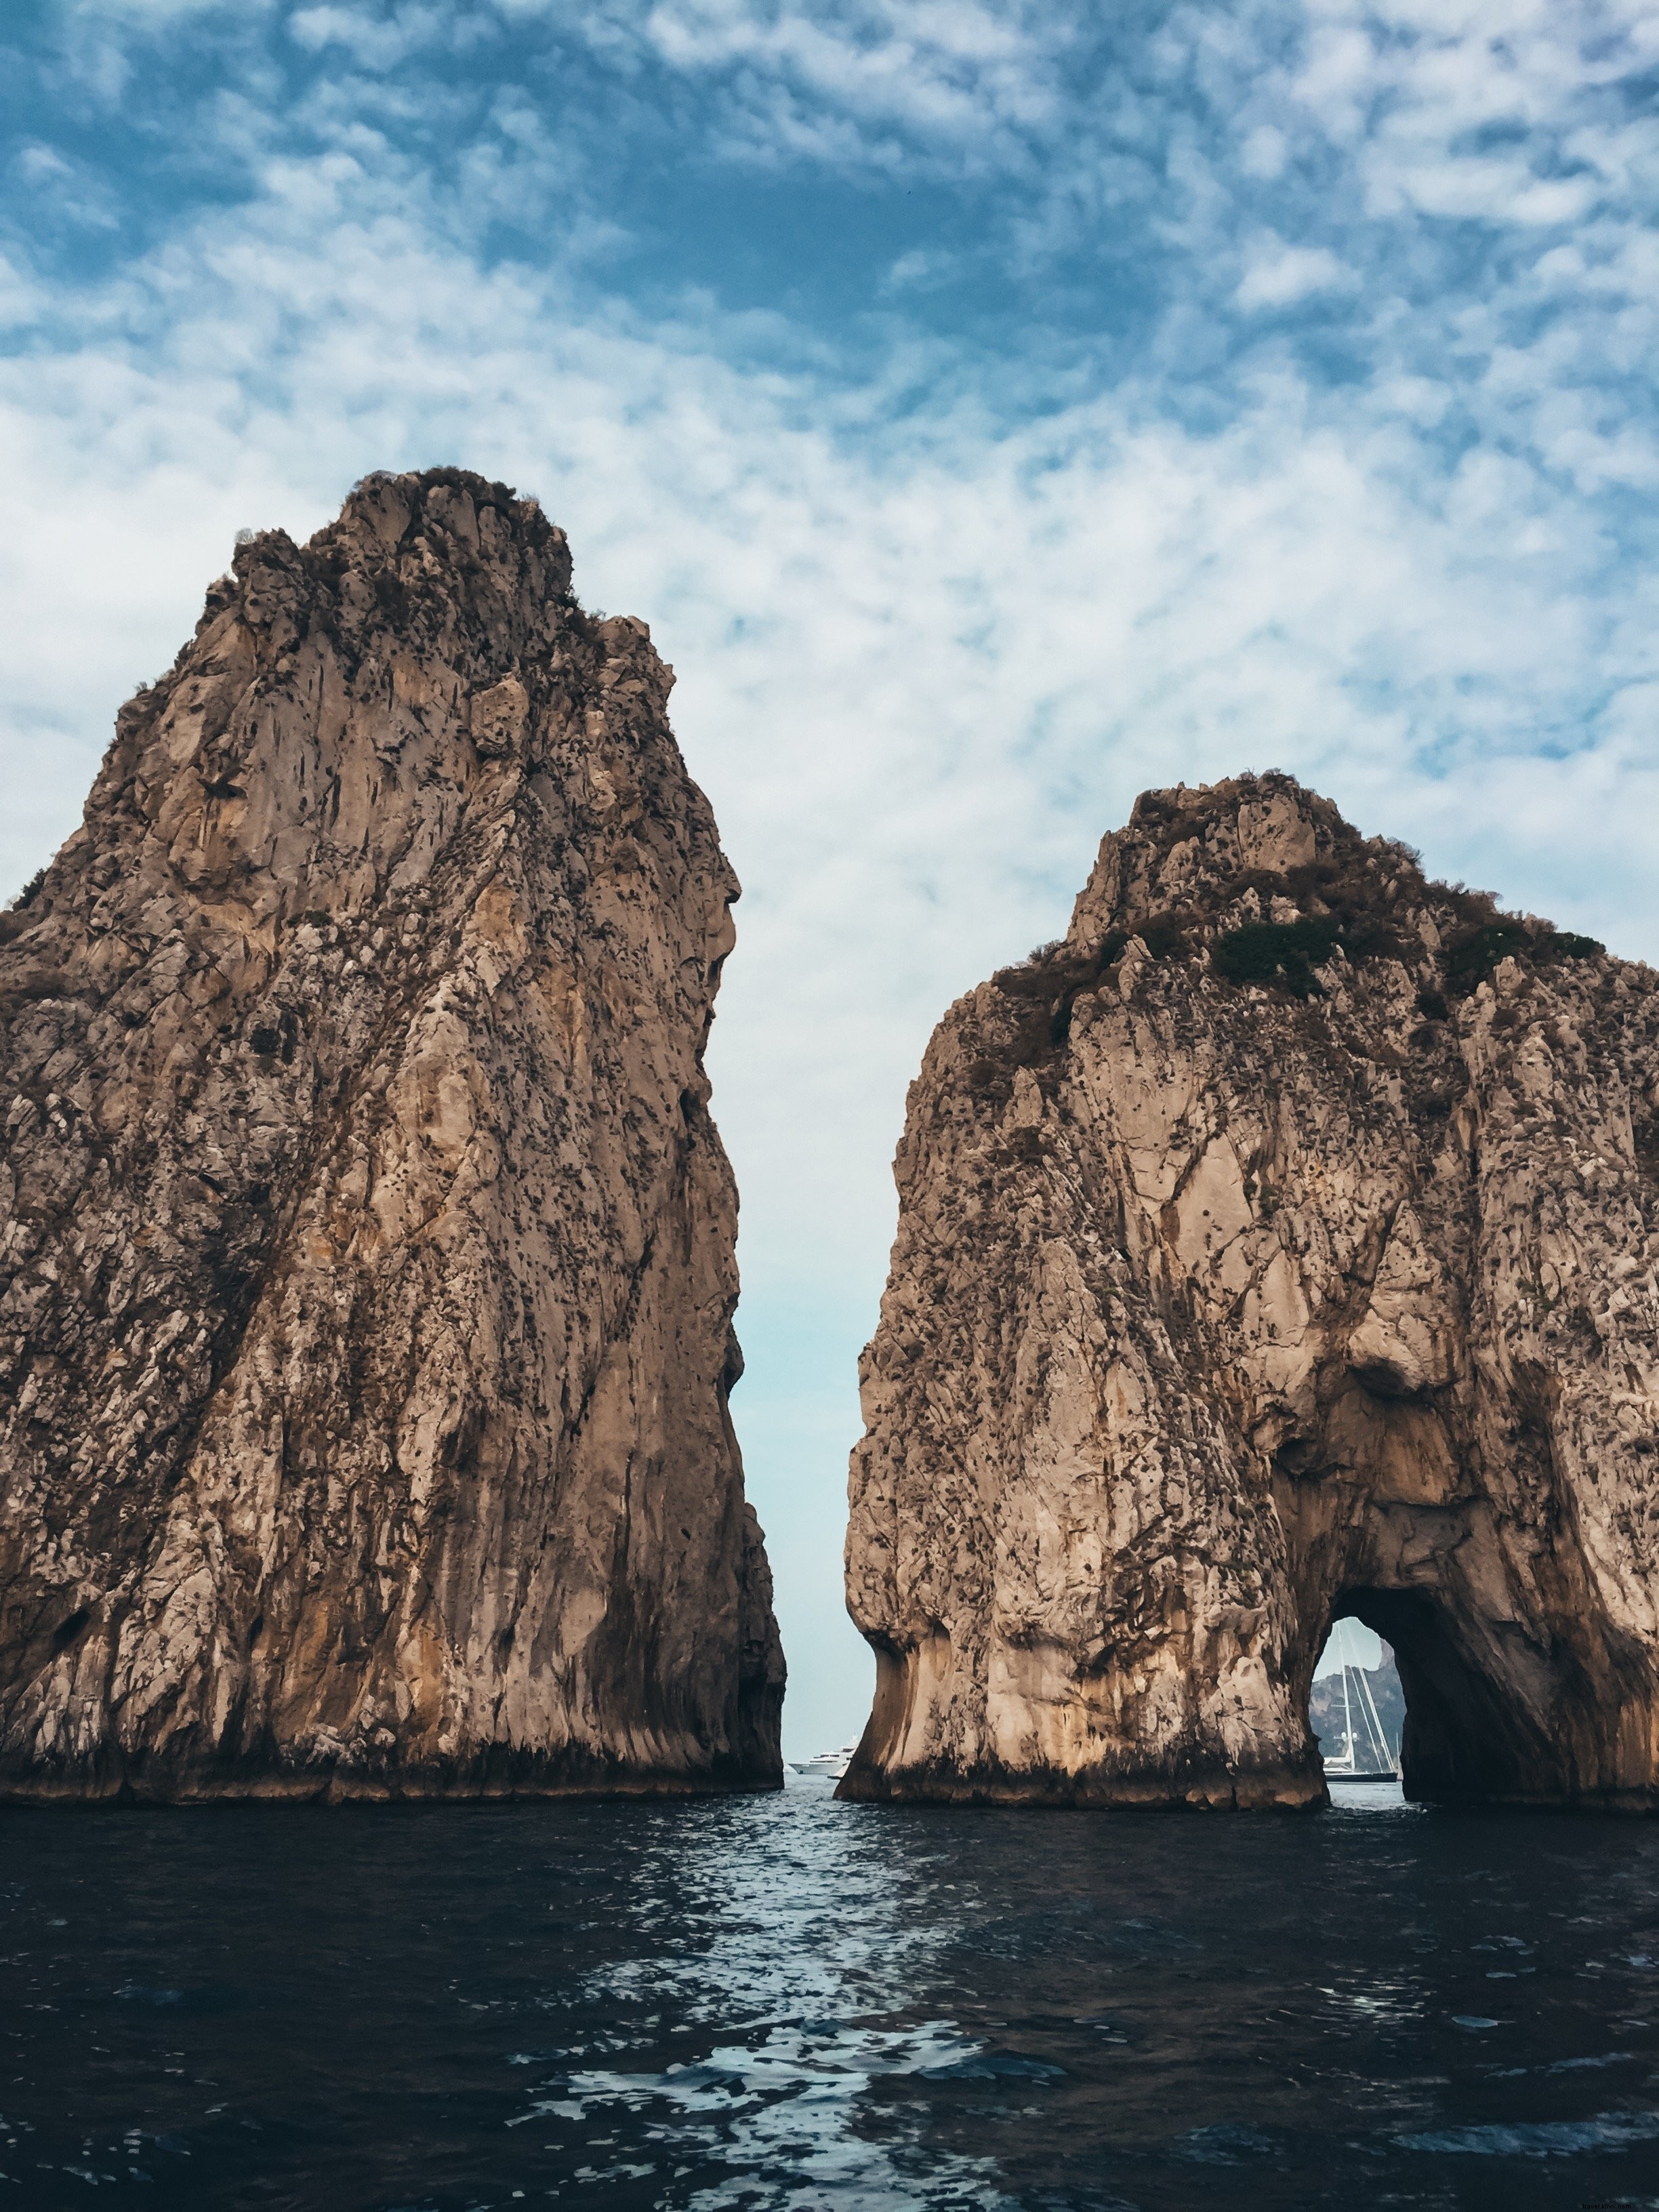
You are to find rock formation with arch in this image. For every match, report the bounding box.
[843,775,1659,1808]
[0,468,783,1801]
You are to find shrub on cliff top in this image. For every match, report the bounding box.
[1212,916,1342,998]
[1444,917,1604,993]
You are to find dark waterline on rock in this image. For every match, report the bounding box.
[4,1777,1659,2209]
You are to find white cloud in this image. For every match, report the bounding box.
[287,4,452,70]
[1291,0,1657,230]
[0,254,45,327]
[17,146,75,185]
[562,0,1073,175]
[1240,123,1288,180]
[880,245,955,291]
[1235,234,1351,308]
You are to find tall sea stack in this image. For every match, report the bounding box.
[844,775,1659,1809]
[0,468,784,1801]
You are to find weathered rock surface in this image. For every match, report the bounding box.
[0,467,783,1801]
[844,775,1659,1809]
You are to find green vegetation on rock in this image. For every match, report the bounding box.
[1212,916,1343,998]
[1444,917,1603,993]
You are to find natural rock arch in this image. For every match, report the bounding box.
[842,775,1659,1810]
[1274,1352,1647,1805]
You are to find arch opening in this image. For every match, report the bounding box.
[1316,1586,1568,1806]
[1309,1614,1401,1780]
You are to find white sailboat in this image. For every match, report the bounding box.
[1320,1618,1400,1781]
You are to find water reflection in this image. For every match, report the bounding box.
[3,1776,1659,2208]
[509,1787,1012,2206]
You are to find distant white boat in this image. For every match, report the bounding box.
[1321,1619,1399,1780]
[789,1742,859,1779]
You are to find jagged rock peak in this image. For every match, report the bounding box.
[0,466,784,1801]
[843,773,1659,1810]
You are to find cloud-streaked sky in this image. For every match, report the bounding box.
[5,0,1657,1754]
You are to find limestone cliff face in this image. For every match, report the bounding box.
[0,468,783,1801]
[844,775,1659,1809]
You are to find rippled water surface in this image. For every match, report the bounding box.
[5,1777,1659,2209]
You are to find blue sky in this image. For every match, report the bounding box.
[4,0,1658,1753]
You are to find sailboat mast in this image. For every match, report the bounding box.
[1354,1655,1397,1772]
[1341,1643,1354,1770]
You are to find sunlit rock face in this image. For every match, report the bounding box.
[843,774,1659,1809]
[0,468,783,1801]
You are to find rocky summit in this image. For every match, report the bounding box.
[843,775,1659,1809]
[0,468,783,1801]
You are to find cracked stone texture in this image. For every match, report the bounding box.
[843,775,1659,1809]
[0,467,784,1801]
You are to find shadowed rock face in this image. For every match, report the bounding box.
[0,468,783,1801]
[843,775,1659,1809]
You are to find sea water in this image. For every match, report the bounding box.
[3,1775,1658,2209]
